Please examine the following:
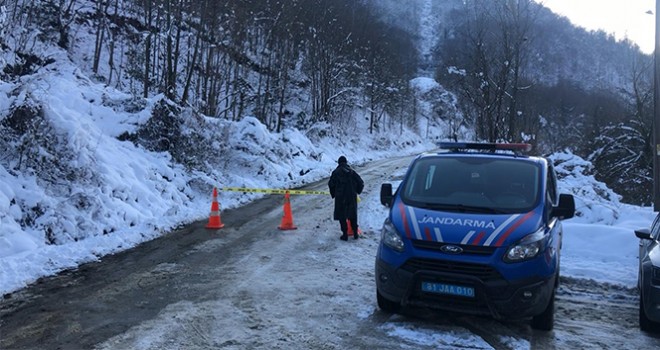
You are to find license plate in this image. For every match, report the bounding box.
[421,282,475,298]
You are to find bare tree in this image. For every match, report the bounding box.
[437,0,538,142]
[588,51,654,204]
[92,1,111,74]
[142,0,153,98]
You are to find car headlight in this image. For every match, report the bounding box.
[653,266,660,284]
[503,228,548,263]
[381,219,405,252]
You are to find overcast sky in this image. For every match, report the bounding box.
[537,0,656,53]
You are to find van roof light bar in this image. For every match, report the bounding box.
[437,142,532,153]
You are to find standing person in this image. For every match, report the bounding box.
[328,156,364,241]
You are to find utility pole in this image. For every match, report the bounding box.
[654,0,660,211]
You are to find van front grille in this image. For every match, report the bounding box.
[402,258,502,281]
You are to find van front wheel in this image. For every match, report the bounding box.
[377,290,400,313]
[530,289,555,331]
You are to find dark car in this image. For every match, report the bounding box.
[635,214,660,333]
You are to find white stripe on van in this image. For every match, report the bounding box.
[407,207,423,240]
[483,214,520,246]
[434,227,444,242]
[461,230,476,245]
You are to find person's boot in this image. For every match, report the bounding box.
[340,232,348,241]
[353,230,359,240]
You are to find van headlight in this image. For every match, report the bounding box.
[381,219,405,252]
[503,228,548,263]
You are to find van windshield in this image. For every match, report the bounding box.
[401,156,541,213]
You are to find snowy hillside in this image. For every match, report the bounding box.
[0,40,443,294]
[1,48,655,294]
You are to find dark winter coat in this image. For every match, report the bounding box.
[328,163,364,221]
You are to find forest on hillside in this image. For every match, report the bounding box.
[0,0,655,204]
[1,0,418,132]
[428,0,653,204]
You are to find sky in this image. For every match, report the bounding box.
[537,0,656,53]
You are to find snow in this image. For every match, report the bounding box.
[0,64,656,344]
[381,321,492,348]
[0,1,657,347]
[410,77,441,94]
[549,151,655,287]
[0,61,435,295]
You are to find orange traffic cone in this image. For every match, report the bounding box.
[346,219,362,236]
[278,192,297,230]
[205,187,225,229]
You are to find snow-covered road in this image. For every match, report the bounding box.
[1,155,660,349]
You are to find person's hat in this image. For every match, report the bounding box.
[338,156,347,164]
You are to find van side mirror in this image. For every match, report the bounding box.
[380,183,393,207]
[552,193,575,219]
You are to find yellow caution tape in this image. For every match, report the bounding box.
[221,187,330,195]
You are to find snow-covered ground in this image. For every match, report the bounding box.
[2,0,652,300]
[2,67,656,348]
[0,63,654,296]
[1,68,657,348]
[1,2,657,347]
[0,55,436,296]
[90,155,657,350]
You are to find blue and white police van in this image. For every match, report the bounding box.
[376,142,575,330]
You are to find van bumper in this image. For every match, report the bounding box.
[375,257,555,319]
